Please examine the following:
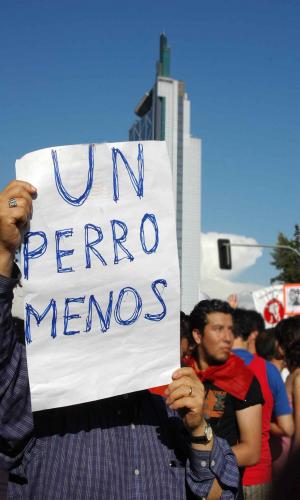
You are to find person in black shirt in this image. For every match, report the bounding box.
[186,299,264,499]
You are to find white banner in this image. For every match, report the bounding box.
[252,285,284,328]
[16,141,180,411]
[284,284,300,316]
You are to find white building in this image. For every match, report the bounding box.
[129,35,201,313]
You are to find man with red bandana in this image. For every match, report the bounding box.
[186,299,264,500]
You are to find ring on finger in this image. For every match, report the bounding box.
[8,198,18,208]
[188,386,193,396]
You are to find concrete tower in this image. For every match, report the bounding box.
[129,35,201,313]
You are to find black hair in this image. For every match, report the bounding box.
[180,311,190,339]
[189,299,233,334]
[180,311,195,354]
[275,316,300,352]
[255,328,277,361]
[233,308,265,341]
[285,338,300,371]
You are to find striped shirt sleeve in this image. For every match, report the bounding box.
[186,436,239,499]
[0,271,33,471]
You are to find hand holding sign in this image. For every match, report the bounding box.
[0,180,36,277]
[16,141,180,411]
[166,367,206,435]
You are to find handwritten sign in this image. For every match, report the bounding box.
[252,285,285,327]
[16,141,180,411]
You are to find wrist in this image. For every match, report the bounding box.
[189,418,207,437]
[0,249,14,278]
[189,419,214,448]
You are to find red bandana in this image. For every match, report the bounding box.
[185,354,254,400]
[148,384,168,397]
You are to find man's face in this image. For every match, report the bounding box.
[289,289,296,303]
[193,312,234,366]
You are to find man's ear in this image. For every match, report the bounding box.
[249,331,258,342]
[192,328,202,345]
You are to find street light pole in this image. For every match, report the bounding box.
[228,242,300,259]
[217,239,300,270]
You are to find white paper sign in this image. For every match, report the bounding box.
[283,284,300,316]
[16,141,180,411]
[252,285,285,328]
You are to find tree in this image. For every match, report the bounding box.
[270,225,300,284]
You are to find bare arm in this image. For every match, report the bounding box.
[270,414,294,437]
[207,479,223,500]
[232,404,262,466]
[292,374,300,449]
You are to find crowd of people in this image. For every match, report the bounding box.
[0,180,300,499]
[180,302,300,499]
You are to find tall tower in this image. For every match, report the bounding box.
[129,34,201,313]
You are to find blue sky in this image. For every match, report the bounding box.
[1,0,299,287]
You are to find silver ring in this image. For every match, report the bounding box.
[8,198,17,208]
[188,386,193,396]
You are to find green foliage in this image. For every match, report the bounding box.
[271,226,300,284]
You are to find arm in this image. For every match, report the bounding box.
[166,367,239,499]
[292,374,300,449]
[232,404,262,466]
[187,437,239,500]
[0,181,36,470]
[227,294,238,309]
[270,415,294,437]
[0,271,34,471]
[268,363,294,437]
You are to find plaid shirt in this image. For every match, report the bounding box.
[0,273,239,499]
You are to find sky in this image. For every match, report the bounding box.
[1,0,299,296]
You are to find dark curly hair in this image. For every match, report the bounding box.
[180,311,195,354]
[189,299,233,334]
[233,308,265,340]
[255,328,277,361]
[180,311,190,338]
[285,338,300,371]
[275,317,300,352]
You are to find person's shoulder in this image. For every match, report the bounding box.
[233,374,264,411]
[248,373,261,389]
[232,348,253,365]
[231,370,264,406]
[230,353,253,374]
[293,369,300,390]
[230,354,255,386]
[246,374,264,402]
[266,360,282,380]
